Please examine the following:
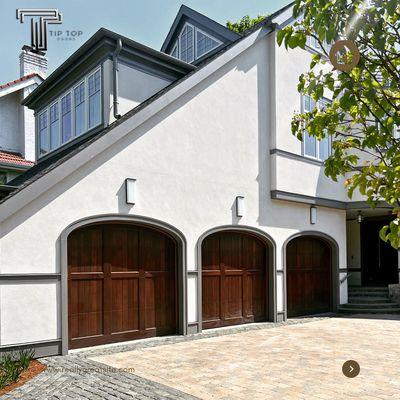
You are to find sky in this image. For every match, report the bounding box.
[0,0,290,84]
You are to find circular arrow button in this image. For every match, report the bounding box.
[342,360,360,378]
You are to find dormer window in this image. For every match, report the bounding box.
[170,23,222,63]
[37,68,102,158]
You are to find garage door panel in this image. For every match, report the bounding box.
[69,279,103,339]
[202,232,267,329]
[224,275,243,319]
[111,278,139,334]
[202,275,220,322]
[68,227,103,273]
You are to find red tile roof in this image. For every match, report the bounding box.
[0,73,40,91]
[0,151,34,168]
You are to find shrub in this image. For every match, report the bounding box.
[0,349,34,389]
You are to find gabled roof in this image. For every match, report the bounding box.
[0,151,34,169]
[0,2,295,210]
[0,73,43,98]
[0,73,39,90]
[22,28,195,110]
[161,5,240,56]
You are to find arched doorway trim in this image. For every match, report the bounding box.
[196,225,277,331]
[282,231,340,319]
[60,214,187,355]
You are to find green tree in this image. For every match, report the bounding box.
[227,15,267,35]
[277,0,400,248]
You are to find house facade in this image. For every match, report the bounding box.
[0,4,398,358]
[0,47,47,187]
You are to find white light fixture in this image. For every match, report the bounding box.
[236,196,245,217]
[357,210,363,224]
[125,178,136,205]
[310,206,317,224]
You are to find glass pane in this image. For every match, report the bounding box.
[75,102,85,136]
[62,94,72,143]
[50,119,60,149]
[89,70,101,96]
[74,83,85,135]
[49,103,60,150]
[196,31,219,58]
[74,82,85,105]
[89,91,101,127]
[62,111,72,142]
[319,136,331,161]
[39,113,48,156]
[180,25,193,63]
[304,132,316,157]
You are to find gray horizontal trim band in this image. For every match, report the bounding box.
[270,148,324,166]
[339,268,348,273]
[0,273,61,281]
[346,200,391,209]
[271,190,347,210]
[0,339,61,358]
[187,270,198,274]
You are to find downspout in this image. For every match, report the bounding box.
[113,38,123,120]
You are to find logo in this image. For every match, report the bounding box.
[329,40,360,72]
[16,9,62,52]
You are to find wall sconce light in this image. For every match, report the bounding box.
[357,210,363,224]
[236,196,245,217]
[125,178,136,205]
[310,205,317,224]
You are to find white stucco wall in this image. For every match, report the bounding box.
[103,59,173,126]
[0,31,347,347]
[0,92,22,154]
[270,33,348,201]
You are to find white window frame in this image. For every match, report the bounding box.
[170,41,179,59]
[195,27,222,59]
[36,66,102,159]
[305,36,331,55]
[171,23,222,63]
[301,94,332,161]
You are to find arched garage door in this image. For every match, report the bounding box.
[68,223,177,349]
[202,231,268,329]
[286,236,332,317]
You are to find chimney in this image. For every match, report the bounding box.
[19,45,48,79]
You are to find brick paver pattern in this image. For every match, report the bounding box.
[92,316,400,400]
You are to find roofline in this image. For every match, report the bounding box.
[0,22,276,215]
[161,4,240,53]
[22,27,195,107]
[0,74,43,99]
[0,1,297,215]
[0,162,33,171]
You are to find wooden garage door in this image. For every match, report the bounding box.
[202,231,267,329]
[68,223,177,349]
[287,236,331,318]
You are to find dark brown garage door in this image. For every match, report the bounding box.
[202,231,267,329]
[68,223,177,349]
[286,236,332,318]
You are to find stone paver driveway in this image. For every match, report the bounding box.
[92,315,400,400]
[3,315,400,399]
